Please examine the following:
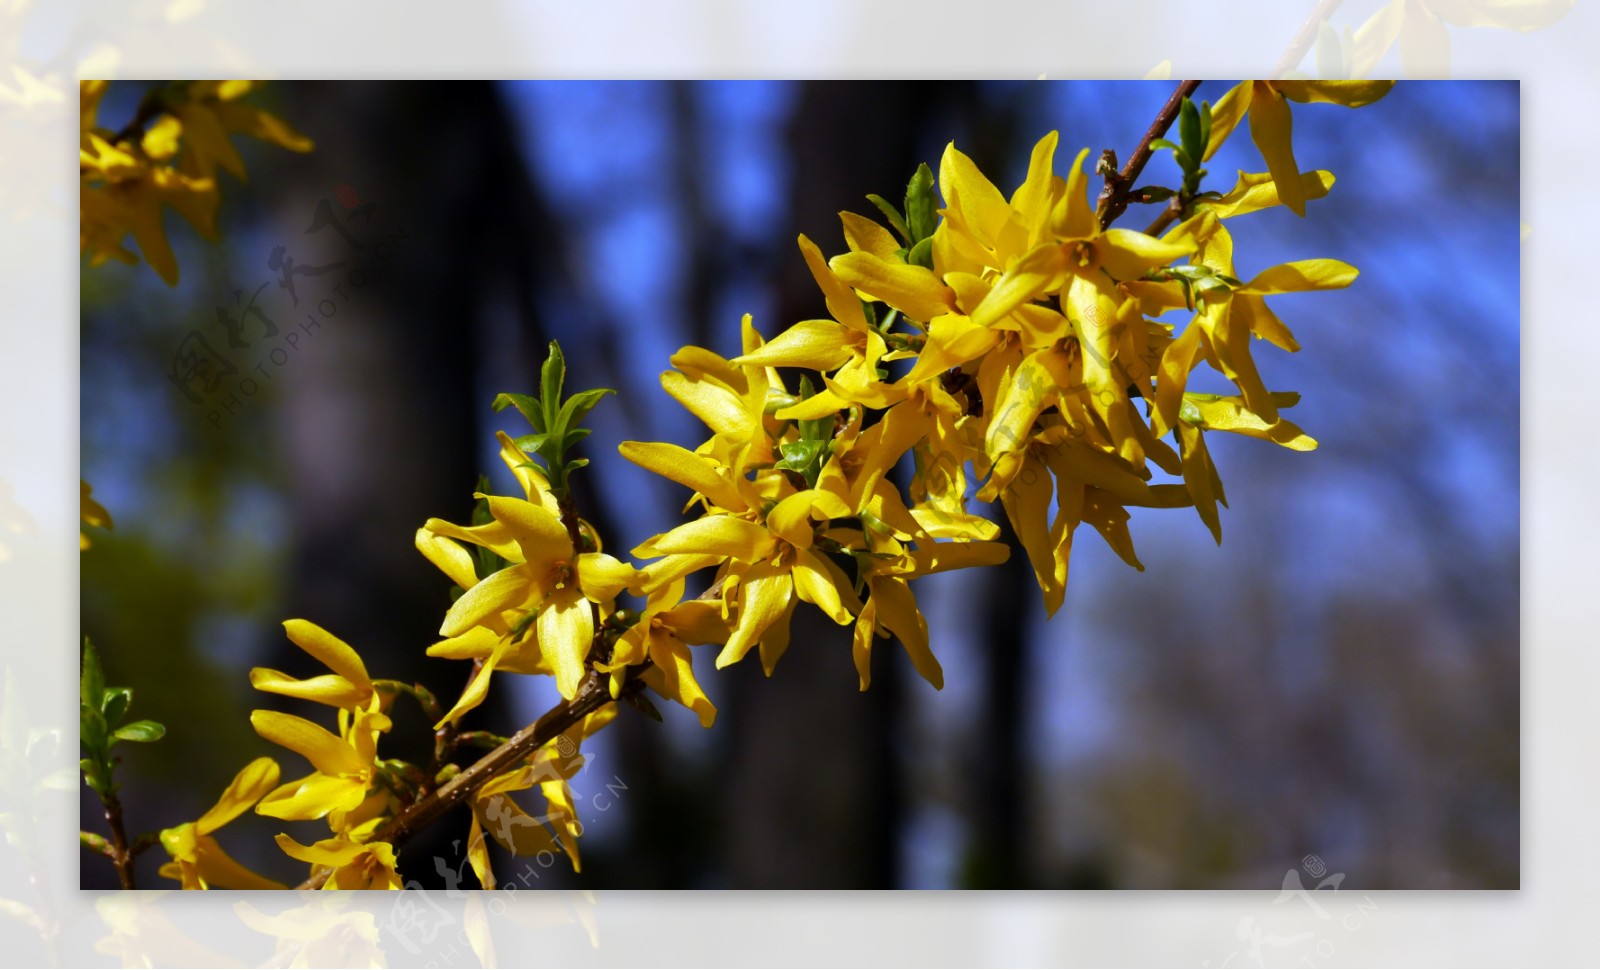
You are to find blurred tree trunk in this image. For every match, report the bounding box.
[710,81,973,887]
[270,80,563,888]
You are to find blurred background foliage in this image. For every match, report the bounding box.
[80,80,1518,890]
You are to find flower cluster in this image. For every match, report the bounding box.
[90,79,1395,889]
[80,80,312,285]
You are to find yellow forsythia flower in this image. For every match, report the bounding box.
[158,757,285,889]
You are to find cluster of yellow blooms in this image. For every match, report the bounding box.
[80,80,312,286]
[102,79,1393,889]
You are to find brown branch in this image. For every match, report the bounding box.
[109,88,169,146]
[294,668,647,890]
[100,794,137,889]
[1271,0,1346,79]
[1143,195,1186,237]
[1096,80,1202,230]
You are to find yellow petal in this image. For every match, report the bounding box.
[538,587,595,700]
[1203,81,1253,161]
[415,527,481,592]
[902,313,1001,384]
[248,670,368,709]
[1178,424,1226,544]
[729,319,853,371]
[274,833,366,869]
[250,711,364,778]
[440,563,534,638]
[1152,319,1206,436]
[1233,293,1299,352]
[486,496,573,571]
[634,514,773,562]
[577,552,640,602]
[1200,169,1335,219]
[1272,79,1395,107]
[190,835,286,890]
[766,490,832,549]
[497,431,561,515]
[196,757,280,835]
[716,561,792,668]
[256,771,367,820]
[852,597,881,690]
[427,626,506,661]
[662,370,752,438]
[798,234,870,332]
[829,251,955,324]
[939,141,1011,247]
[774,386,850,422]
[868,576,941,689]
[1184,394,1318,450]
[1242,259,1358,293]
[468,812,496,889]
[970,243,1068,330]
[792,548,852,625]
[756,595,798,677]
[907,540,1011,575]
[641,634,717,727]
[660,598,733,645]
[436,634,513,726]
[214,99,314,151]
[637,552,723,593]
[1207,300,1278,423]
[281,619,371,690]
[475,789,559,857]
[1247,82,1304,217]
[1009,130,1060,235]
[1096,228,1196,281]
[984,343,1071,460]
[839,210,902,258]
[1051,147,1096,239]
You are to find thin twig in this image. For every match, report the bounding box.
[101,794,137,889]
[1143,195,1186,237]
[1096,80,1202,230]
[1271,0,1346,79]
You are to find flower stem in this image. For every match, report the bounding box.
[1096,79,1202,231]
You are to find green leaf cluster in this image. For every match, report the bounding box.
[1147,97,1213,198]
[868,162,939,269]
[80,638,164,799]
[493,341,615,502]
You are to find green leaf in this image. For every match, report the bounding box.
[539,341,567,421]
[1149,138,1193,174]
[492,393,545,434]
[906,236,934,270]
[101,687,132,726]
[1198,100,1212,161]
[111,720,165,744]
[80,757,107,794]
[1178,98,1201,171]
[1133,185,1174,203]
[776,439,824,471]
[81,639,104,711]
[866,193,910,242]
[513,433,551,456]
[80,702,106,753]
[905,163,937,243]
[555,387,614,438]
